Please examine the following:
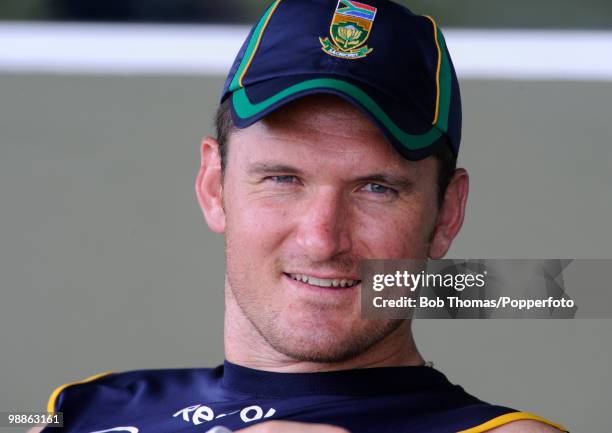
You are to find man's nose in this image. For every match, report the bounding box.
[294,189,353,261]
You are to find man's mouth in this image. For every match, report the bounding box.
[286,273,361,288]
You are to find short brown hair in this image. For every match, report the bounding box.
[214,98,456,207]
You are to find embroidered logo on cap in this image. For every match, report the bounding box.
[319,0,377,59]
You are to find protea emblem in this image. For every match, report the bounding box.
[320,0,377,59]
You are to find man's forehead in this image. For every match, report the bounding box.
[229,96,432,175]
[261,94,381,136]
[231,100,401,166]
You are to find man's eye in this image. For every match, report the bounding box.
[362,182,396,195]
[267,175,299,184]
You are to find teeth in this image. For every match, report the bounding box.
[289,274,358,288]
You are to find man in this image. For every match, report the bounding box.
[41,1,567,432]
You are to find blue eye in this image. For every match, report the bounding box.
[268,175,298,184]
[363,182,395,194]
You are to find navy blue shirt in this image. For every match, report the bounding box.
[45,361,566,433]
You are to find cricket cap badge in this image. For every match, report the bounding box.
[320,0,378,59]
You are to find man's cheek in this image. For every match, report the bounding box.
[361,218,430,258]
[226,215,286,274]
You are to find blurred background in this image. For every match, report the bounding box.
[1,1,611,433]
[1,0,612,27]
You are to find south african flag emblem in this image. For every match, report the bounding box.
[319,0,377,59]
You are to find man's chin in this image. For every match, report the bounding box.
[267,340,367,364]
[261,320,404,364]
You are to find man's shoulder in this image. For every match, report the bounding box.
[459,411,569,433]
[48,366,223,412]
[486,419,567,432]
[53,365,222,387]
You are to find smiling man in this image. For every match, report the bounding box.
[41,1,568,433]
[210,95,451,370]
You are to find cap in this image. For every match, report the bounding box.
[221,0,462,161]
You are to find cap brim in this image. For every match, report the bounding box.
[229,75,450,161]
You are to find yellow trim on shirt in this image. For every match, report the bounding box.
[457,411,568,432]
[47,371,114,413]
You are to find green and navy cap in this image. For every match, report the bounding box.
[221,0,461,160]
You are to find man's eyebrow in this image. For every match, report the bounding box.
[246,162,305,176]
[353,173,416,189]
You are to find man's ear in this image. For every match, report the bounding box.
[195,136,226,234]
[428,168,469,259]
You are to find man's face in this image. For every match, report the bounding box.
[200,95,462,363]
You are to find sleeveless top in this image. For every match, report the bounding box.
[44,361,567,433]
